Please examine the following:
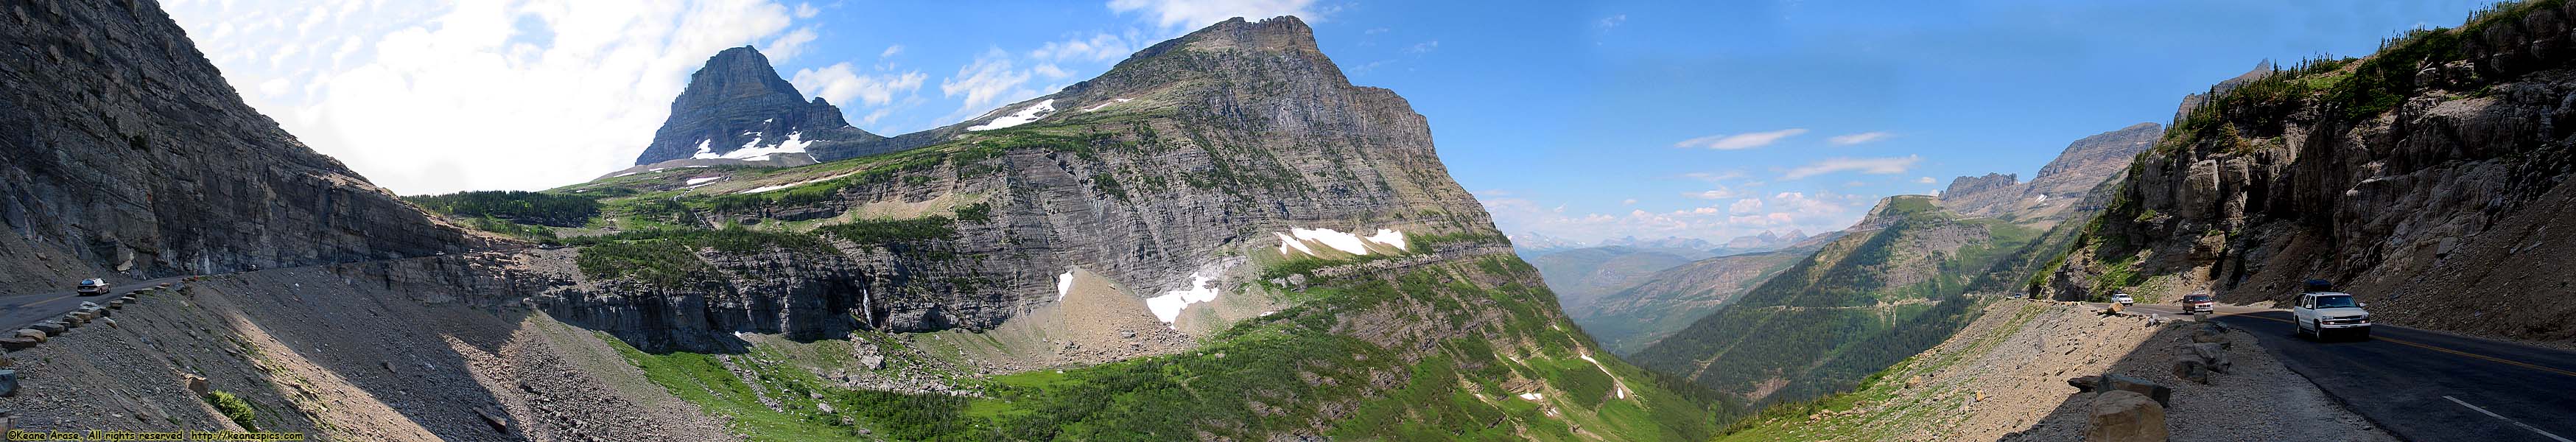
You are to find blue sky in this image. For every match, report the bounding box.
[167,0,2492,243]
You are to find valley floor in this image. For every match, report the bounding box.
[1716,299,2391,441]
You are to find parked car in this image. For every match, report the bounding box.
[75,278,110,295]
[2110,292,2135,306]
[2182,292,2215,313]
[2292,292,2372,340]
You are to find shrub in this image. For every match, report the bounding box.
[203,390,259,431]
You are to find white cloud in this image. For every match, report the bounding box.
[1784,155,1923,179]
[1728,198,1762,214]
[1597,14,1627,30]
[1480,190,1867,244]
[880,44,905,58]
[1106,0,1322,29]
[1686,186,1744,200]
[1828,131,1892,145]
[165,0,808,194]
[1917,176,1937,183]
[1405,40,1439,54]
[791,63,925,106]
[1621,198,1638,206]
[793,2,818,18]
[765,27,819,60]
[1031,32,1140,62]
[939,48,1045,121]
[1683,170,1747,182]
[1677,128,1808,150]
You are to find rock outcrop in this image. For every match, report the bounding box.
[0,0,499,287]
[2044,2,2576,343]
[627,46,882,166]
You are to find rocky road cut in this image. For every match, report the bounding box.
[1,276,195,331]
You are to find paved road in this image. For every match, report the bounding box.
[2125,303,2576,442]
[0,275,194,330]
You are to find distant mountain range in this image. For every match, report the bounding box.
[1513,230,1808,257]
[1626,122,2156,405]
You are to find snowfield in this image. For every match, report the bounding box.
[740,169,863,194]
[1056,271,1075,301]
[1276,228,1410,257]
[967,99,1057,131]
[691,132,819,161]
[1144,272,1221,323]
[1081,98,1134,112]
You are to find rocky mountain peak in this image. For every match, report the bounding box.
[1935,122,2159,219]
[1942,172,2019,200]
[2031,122,2161,181]
[629,46,880,166]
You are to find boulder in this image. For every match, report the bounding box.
[2185,343,2233,373]
[474,407,513,433]
[28,323,65,337]
[2085,390,2169,442]
[8,331,39,343]
[183,374,209,396]
[0,369,16,397]
[2066,375,2102,391]
[0,338,34,351]
[2172,357,2214,385]
[2073,373,2173,408]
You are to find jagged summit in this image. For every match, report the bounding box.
[628,46,881,166]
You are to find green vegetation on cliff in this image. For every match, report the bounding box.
[611,256,1738,441]
[405,190,603,227]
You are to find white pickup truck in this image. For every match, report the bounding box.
[2292,292,2372,340]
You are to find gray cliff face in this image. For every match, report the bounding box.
[544,17,1506,350]
[2049,4,2576,343]
[631,46,882,166]
[1942,172,2019,200]
[1937,123,2159,220]
[0,0,496,287]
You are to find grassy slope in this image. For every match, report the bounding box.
[1710,302,2042,441]
[604,256,1730,441]
[1632,196,2043,409]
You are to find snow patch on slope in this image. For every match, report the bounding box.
[1056,270,1075,302]
[740,169,861,194]
[1276,228,1411,257]
[968,99,1057,131]
[1082,98,1134,112]
[1145,272,1221,323]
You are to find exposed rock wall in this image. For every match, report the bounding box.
[0,0,496,288]
[544,17,1504,351]
[2047,2,2576,342]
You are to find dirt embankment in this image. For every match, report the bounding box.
[1730,300,2390,441]
[0,255,735,441]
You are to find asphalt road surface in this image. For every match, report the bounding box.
[2127,303,2576,442]
[1,275,194,331]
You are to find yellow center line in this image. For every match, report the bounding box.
[18,292,77,309]
[2166,307,2576,379]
